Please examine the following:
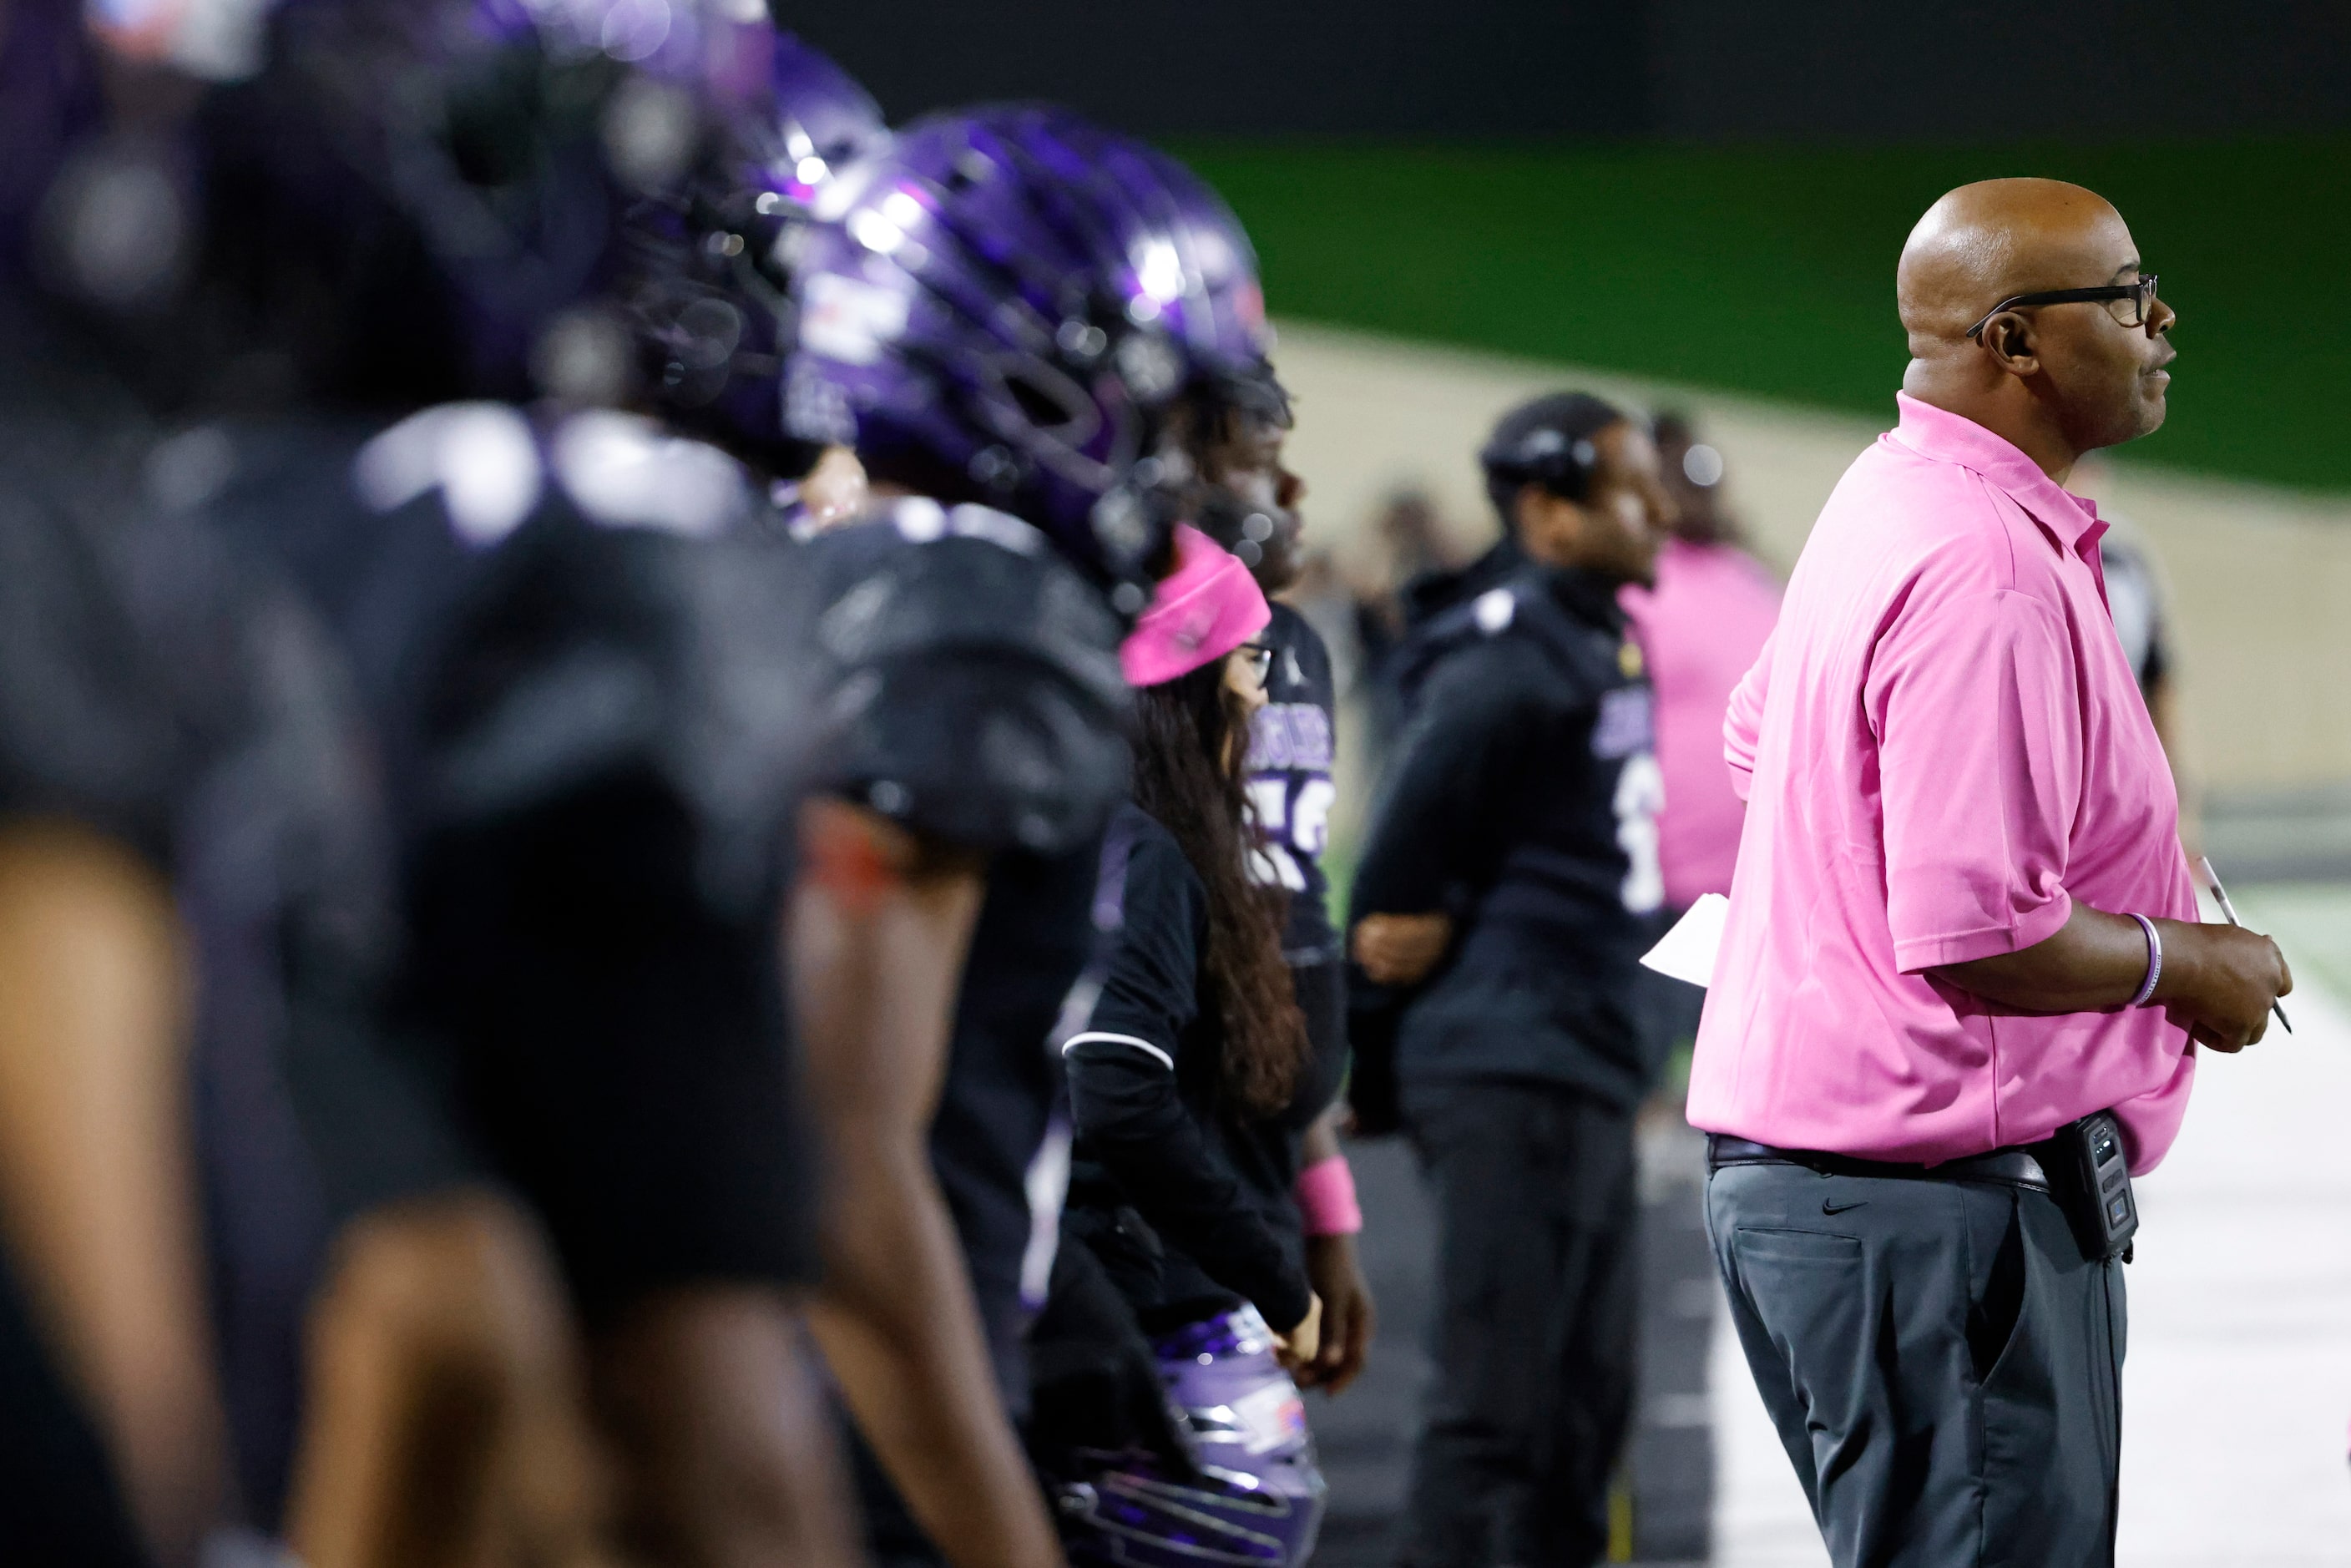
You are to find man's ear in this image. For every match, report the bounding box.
[1982,314,2041,377]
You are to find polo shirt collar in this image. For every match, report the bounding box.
[1888,392,2107,554]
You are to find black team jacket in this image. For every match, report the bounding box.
[1347,562,1665,1125]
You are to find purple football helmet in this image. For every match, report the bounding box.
[1055,1306,1327,1568]
[620,28,888,466]
[217,0,810,407]
[756,31,889,211]
[783,104,1283,599]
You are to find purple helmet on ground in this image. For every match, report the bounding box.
[783,104,1284,601]
[1055,1306,1327,1568]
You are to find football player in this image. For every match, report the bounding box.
[780,106,1287,1568]
[0,7,394,1560]
[181,4,871,1561]
[1186,387,1376,1394]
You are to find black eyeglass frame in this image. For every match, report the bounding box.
[1965,275,2159,341]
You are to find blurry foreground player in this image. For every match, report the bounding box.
[1049,527,1330,1568]
[0,429,233,1568]
[1349,392,1675,1568]
[1188,403,1374,1391]
[623,21,887,518]
[783,107,1282,1568]
[187,6,874,1563]
[0,8,397,1560]
[0,21,226,1564]
[0,371,237,1568]
[615,49,1107,1568]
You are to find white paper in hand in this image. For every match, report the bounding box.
[1641,892,1728,988]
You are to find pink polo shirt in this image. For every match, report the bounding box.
[1686,395,2197,1174]
[1621,539,1782,908]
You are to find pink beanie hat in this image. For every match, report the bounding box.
[1120,524,1271,688]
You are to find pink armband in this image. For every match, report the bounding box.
[1294,1155,1362,1237]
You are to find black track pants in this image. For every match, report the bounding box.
[1398,1080,1637,1568]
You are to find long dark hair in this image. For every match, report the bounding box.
[1130,660,1309,1118]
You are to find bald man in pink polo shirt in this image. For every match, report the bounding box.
[1690,180,2291,1567]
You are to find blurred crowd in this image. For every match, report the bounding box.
[0,6,2192,1568]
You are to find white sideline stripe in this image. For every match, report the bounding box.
[1060,1031,1176,1072]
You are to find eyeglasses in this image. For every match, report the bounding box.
[1966,274,2160,341]
[1236,642,1274,684]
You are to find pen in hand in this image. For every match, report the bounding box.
[2193,855,2293,1034]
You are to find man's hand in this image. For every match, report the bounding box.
[1297,1234,1376,1395]
[1930,901,2290,1053]
[1270,1292,1322,1375]
[2159,922,2292,1054]
[1352,913,1453,988]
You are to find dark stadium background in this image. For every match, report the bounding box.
[800,0,2351,491]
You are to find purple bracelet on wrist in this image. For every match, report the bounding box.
[2126,913,2162,1007]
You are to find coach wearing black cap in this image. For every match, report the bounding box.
[1347,392,1676,1568]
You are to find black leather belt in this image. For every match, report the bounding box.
[1706,1134,2050,1191]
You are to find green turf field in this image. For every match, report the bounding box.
[1176,139,2351,493]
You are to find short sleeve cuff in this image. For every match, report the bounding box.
[1892,886,2074,973]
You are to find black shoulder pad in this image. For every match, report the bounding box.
[806,521,1131,855]
[420,517,826,919]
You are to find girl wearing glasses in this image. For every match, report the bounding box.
[1044,525,1330,1564]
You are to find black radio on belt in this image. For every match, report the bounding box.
[2038,1110,2138,1263]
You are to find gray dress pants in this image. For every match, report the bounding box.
[1707,1161,2126,1568]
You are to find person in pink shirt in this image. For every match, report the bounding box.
[1690,180,2291,1567]
[1620,415,1781,1080]
[1620,416,1782,953]
[1623,416,1783,911]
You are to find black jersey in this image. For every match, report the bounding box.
[928,839,1100,1414]
[797,498,1131,1414]
[1246,602,1339,964]
[0,338,388,1531]
[1351,564,1663,1111]
[0,421,174,1565]
[1246,604,1350,1159]
[1063,804,1318,1336]
[196,405,827,1316]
